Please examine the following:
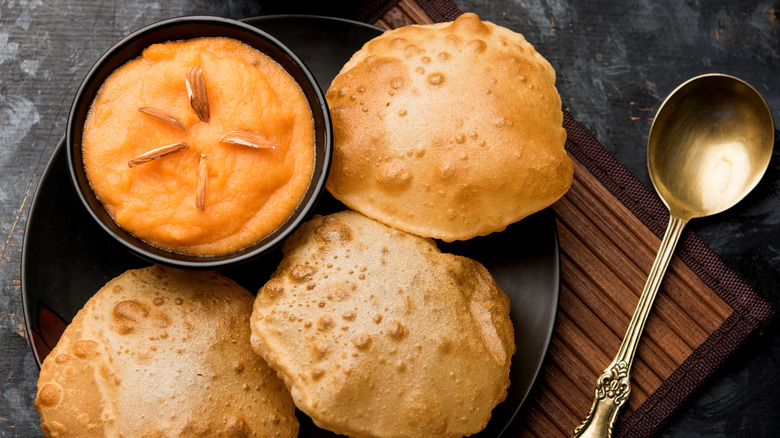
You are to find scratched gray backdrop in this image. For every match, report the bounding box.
[1,0,778,436]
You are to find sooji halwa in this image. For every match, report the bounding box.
[82,37,315,255]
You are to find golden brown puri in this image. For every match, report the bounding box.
[325,12,573,242]
[34,265,298,438]
[250,211,515,438]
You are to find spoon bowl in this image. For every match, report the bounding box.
[648,74,774,221]
[572,73,774,438]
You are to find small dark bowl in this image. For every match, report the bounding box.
[66,16,332,269]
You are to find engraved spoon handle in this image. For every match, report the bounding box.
[572,214,688,438]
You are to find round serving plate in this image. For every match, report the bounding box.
[22,15,560,438]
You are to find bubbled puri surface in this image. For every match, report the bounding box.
[325,13,572,241]
[35,266,299,437]
[250,211,515,437]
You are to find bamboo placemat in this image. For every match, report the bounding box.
[362,1,775,437]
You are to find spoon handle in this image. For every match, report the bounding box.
[571,214,688,438]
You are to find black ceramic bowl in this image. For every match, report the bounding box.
[66,16,332,269]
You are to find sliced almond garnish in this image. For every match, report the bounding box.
[185,65,210,122]
[219,130,277,149]
[195,153,207,211]
[138,107,188,131]
[128,142,189,168]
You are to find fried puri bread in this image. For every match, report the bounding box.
[250,211,515,437]
[325,13,573,241]
[34,266,298,438]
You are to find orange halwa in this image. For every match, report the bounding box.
[82,37,315,255]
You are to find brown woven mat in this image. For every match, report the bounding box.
[362,1,774,437]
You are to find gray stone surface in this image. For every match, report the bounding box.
[1,0,778,436]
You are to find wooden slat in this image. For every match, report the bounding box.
[559,224,695,367]
[558,282,678,382]
[557,195,711,351]
[562,173,726,340]
[374,5,734,438]
[381,7,416,28]
[545,343,595,411]
[522,405,564,437]
[377,0,435,30]
[375,18,390,29]
[397,0,436,24]
[545,160,732,437]
[566,160,732,321]
[533,386,579,435]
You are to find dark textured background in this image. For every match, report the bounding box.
[1,1,778,436]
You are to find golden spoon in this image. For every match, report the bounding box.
[572,73,774,438]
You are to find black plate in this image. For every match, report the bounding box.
[22,15,560,438]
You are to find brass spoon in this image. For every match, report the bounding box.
[572,73,774,438]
